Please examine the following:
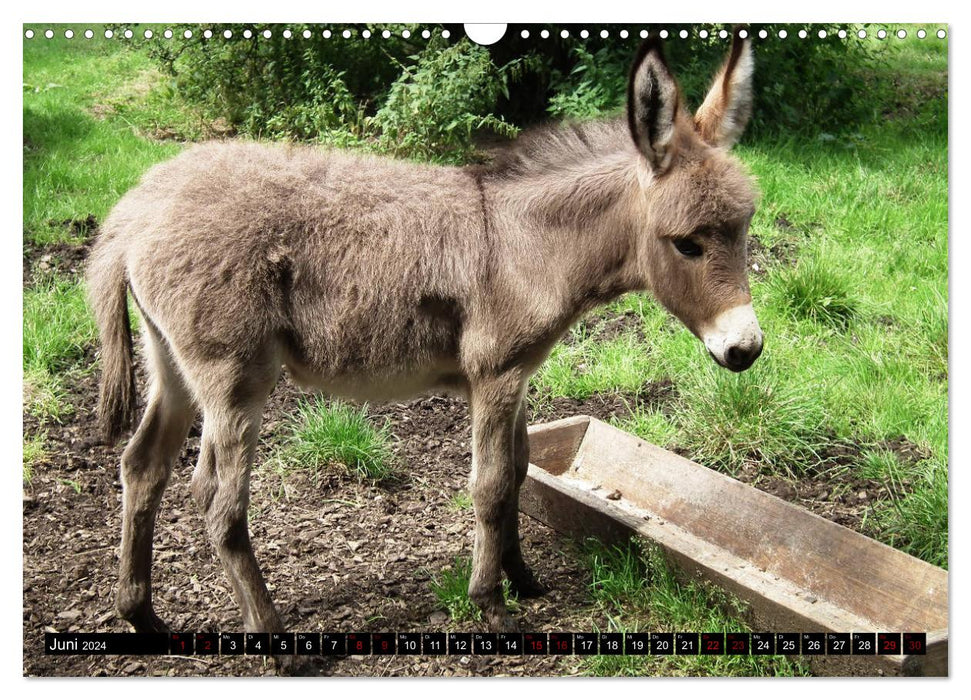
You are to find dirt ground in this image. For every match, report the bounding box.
[22,241,922,677]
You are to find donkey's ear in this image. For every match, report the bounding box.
[694,30,754,148]
[627,39,681,174]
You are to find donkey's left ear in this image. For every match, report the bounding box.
[694,30,754,148]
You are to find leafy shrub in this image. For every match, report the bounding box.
[370,40,522,162]
[544,24,885,138]
[129,22,890,159]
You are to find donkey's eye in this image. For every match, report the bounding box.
[673,239,703,258]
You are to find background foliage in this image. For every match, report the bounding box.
[129,23,891,160]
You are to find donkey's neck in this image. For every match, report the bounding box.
[482,144,645,343]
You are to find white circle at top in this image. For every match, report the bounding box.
[464,24,507,46]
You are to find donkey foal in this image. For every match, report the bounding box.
[88,35,763,633]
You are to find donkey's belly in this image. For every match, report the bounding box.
[283,355,469,402]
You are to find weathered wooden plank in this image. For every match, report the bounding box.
[522,416,949,677]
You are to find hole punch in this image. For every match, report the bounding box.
[464,24,506,45]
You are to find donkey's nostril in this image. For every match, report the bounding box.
[725,342,762,372]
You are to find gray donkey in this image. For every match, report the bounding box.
[88,35,762,634]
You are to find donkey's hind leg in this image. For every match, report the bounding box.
[500,399,547,598]
[116,325,195,633]
[189,354,284,632]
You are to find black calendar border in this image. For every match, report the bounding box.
[43,631,928,656]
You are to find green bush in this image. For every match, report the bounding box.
[370,40,523,162]
[545,24,885,138]
[129,23,892,159]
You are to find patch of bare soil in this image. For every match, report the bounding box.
[24,217,96,285]
[747,230,797,276]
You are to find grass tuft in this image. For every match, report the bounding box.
[670,358,826,477]
[273,398,396,482]
[23,433,48,485]
[765,254,858,329]
[428,556,518,623]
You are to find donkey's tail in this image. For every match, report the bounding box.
[86,233,137,444]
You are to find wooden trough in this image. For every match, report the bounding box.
[521,415,948,676]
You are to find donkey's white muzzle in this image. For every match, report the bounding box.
[702,303,764,372]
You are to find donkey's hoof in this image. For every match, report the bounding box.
[125,611,170,634]
[487,612,521,633]
[508,572,548,599]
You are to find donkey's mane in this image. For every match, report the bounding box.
[475,117,637,228]
[479,117,632,182]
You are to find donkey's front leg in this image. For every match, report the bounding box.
[468,374,524,631]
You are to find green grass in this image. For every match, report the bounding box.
[579,539,810,676]
[428,556,518,624]
[448,490,473,511]
[764,252,859,329]
[23,433,47,485]
[23,28,183,245]
[23,276,98,420]
[271,398,397,482]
